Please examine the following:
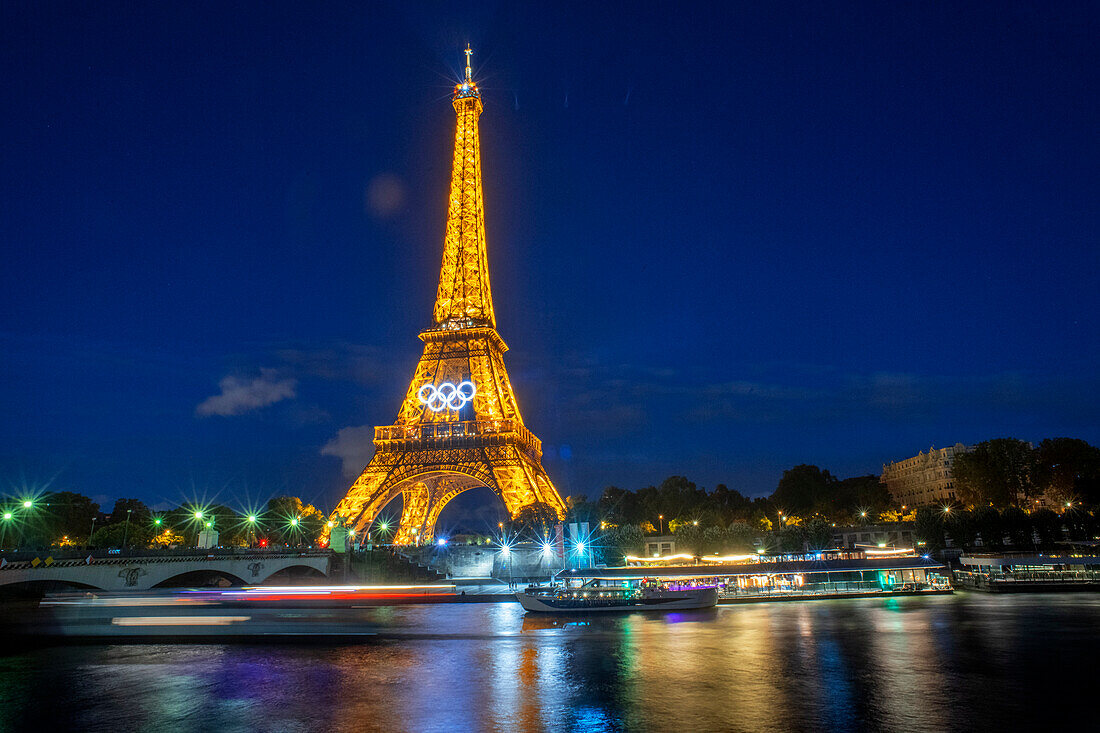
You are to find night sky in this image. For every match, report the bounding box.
[2,2,1098,517]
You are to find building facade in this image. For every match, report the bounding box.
[881,443,969,507]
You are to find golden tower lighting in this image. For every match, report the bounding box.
[331,47,567,545]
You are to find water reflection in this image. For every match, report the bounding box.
[4,595,1100,732]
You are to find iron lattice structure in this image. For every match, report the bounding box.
[331,50,567,545]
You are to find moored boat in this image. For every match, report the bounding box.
[516,573,718,613]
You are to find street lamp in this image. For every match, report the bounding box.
[658,515,664,535]
[121,508,133,552]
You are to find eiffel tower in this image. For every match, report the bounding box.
[331,48,567,545]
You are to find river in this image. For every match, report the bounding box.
[2,593,1097,732]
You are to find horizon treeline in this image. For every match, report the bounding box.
[0,494,328,550]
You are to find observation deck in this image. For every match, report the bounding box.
[374,419,542,461]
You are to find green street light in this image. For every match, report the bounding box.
[154,518,163,525]
[247,515,257,523]
[194,511,204,520]
[2,512,12,521]
[22,500,33,509]
[290,518,299,527]
[205,521,212,528]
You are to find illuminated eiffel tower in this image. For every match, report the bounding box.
[332,47,567,545]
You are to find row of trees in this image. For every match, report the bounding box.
[953,437,1100,508]
[557,471,892,535]
[0,492,328,550]
[914,504,1098,553]
[601,517,837,560]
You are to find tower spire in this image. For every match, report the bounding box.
[435,45,493,328]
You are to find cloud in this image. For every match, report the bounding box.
[321,425,375,478]
[196,369,297,417]
[365,173,406,219]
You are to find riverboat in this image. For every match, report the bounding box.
[516,573,718,613]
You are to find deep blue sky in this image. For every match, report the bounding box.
[2,2,1098,515]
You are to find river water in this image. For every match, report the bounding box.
[2,593,1097,732]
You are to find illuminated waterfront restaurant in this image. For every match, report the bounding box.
[577,548,952,600]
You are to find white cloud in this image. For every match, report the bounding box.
[320,425,375,478]
[196,368,297,417]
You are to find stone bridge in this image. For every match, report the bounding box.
[0,549,332,592]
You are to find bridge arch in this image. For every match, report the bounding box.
[153,569,249,588]
[344,465,506,545]
[260,564,329,584]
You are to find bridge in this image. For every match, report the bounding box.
[0,549,332,592]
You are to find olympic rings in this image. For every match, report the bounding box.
[417,380,476,412]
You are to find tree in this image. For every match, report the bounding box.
[914,506,945,552]
[953,438,1039,508]
[565,494,600,525]
[265,496,326,546]
[944,510,977,550]
[20,491,99,546]
[673,523,704,555]
[833,475,890,519]
[973,507,1004,550]
[771,465,836,516]
[511,502,560,537]
[802,517,833,550]
[89,522,155,549]
[726,523,757,552]
[108,498,151,524]
[1031,508,1062,549]
[605,524,644,561]
[598,486,641,525]
[1001,507,1031,547]
[707,484,751,524]
[1035,438,1100,506]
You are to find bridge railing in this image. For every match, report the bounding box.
[0,547,331,570]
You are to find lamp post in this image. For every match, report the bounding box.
[121,508,133,554]
[658,515,664,535]
[87,517,97,550]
